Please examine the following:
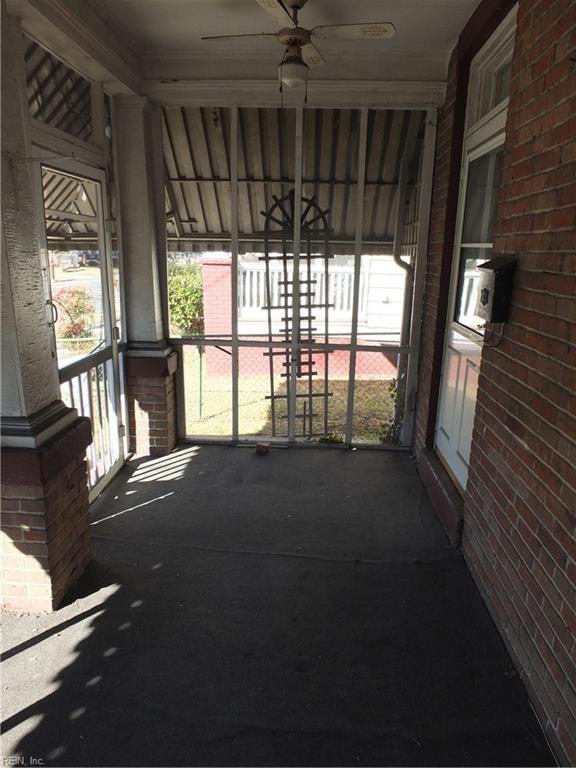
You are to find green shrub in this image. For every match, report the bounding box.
[168,262,204,336]
[379,378,400,444]
[316,433,344,444]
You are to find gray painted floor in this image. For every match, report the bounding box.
[2,445,555,766]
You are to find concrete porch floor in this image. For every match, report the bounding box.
[2,446,555,767]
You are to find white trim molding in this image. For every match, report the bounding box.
[29,119,106,168]
[466,5,518,128]
[144,79,447,109]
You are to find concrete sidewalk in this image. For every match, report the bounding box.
[1,445,555,766]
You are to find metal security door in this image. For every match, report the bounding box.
[40,161,125,497]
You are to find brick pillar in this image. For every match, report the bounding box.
[1,418,92,612]
[126,352,178,456]
[1,11,93,613]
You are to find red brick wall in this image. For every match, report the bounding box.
[1,418,92,612]
[415,0,576,762]
[413,51,462,454]
[201,256,232,335]
[463,1,576,762]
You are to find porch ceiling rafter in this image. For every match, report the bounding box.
[164,106,425,247]
[47,233,396,246]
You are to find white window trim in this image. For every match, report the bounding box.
[447,6,518,339]
[466,5,518,130]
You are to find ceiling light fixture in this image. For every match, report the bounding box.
[279,51,309,88]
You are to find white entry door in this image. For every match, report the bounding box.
[435,8,516,491]
[436,141,504,491]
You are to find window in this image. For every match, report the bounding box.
[41,168,106,367]
[494,59,513,106]
[25,38,92,142]
[466,8,517,127]
[452,5,517,334]
[455,146,504,331]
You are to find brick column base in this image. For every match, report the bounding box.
[126,352,178,457]
[1,417,92,613]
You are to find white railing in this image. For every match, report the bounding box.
[238,262,367,317]
[60,349,121,489]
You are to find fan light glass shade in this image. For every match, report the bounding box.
[279,59,309,88]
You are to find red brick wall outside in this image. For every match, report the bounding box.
[415,0,576,762]
[201,257,397,378]
[203,343,397,379]
[201,256,233,336]
[1,418,92,613]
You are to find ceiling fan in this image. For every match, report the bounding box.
[202,0,396,87]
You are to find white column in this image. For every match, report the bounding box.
[0,10,63,430]
[114,96,167,347]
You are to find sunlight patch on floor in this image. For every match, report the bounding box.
[91,493,175,526]
[127,446,200,483]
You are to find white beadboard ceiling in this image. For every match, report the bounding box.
[90,0,480,81]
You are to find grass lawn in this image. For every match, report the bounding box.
[183,346,398,443]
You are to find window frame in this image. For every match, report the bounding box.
[465,6,518,129]
[446,7,517,341]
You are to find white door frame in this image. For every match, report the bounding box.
[435,7,517,490]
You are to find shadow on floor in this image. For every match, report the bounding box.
[1,446,555,766]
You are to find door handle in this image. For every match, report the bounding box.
[46,299,59,325]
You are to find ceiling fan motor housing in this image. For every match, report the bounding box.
[278,27,311,46]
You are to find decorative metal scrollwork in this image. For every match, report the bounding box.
[259,190,334,439]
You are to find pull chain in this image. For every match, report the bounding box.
[279,55,286,111]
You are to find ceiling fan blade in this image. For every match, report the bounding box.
[255,0,293,27]
[312,22,396,40]
[301,42,326,67]
[201,32,278,42]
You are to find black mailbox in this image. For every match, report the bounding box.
[476,255,517,324]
